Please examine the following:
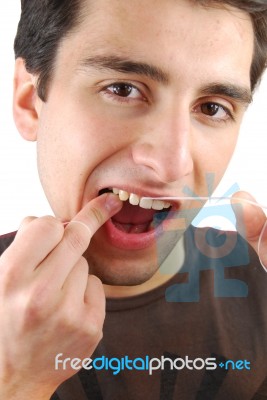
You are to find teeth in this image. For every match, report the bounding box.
[153,200,166,210]
[119,190,129,201]
[139,198,153,209]
[164,202,171,209]
[129,193,140,206]
[112,188,171,211]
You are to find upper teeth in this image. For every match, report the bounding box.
[111,188,171,210]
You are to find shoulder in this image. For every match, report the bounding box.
[0,232,17,256]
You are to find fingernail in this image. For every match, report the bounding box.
[105,193,122,212]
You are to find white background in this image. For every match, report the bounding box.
[0,3,267,234]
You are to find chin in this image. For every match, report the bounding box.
[86,253,159,286]
[85,229,180,287]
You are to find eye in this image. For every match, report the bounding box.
[200,102,233,121]
[101,82,147,104]
[111,83,139,98]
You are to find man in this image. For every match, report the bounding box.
[0,0,267,398]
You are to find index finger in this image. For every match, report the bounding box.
[231,191,267,271]
[69,192,122,238]
[231,191,266,248]
[33,193,122,289]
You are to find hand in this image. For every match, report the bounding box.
[0,193,122,399]
[231,191,267,270]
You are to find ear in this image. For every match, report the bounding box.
[13,58,42,142]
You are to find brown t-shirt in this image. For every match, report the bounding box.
[1,227,266,399]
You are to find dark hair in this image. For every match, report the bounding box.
[14,0,267,101]
[14,0,84,101]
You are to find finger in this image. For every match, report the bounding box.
[84,275,105,334]
[15,216,37,238]
[60,275,105,352]
[18,216,37,230]
[231,191,266,253]
[0,216,65,278]
[62,257,89,303]
[60,271,105,350]
[71,192,122,237]
[35,193,122,289]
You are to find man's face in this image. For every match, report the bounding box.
[31,0,253,285]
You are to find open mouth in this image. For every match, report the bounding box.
[99,187,173,234]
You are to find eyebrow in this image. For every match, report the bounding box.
[79,55,252,106]
[200,83,253,107]
[79,55,169,84]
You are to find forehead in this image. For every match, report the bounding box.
[57,0,254,87]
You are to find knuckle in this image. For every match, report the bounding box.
[65,229,89,254]
[38,216,64,240]
[87,312,104,338]
[23,287,49,323]
[57,312,80,334]
[0,256,22,294]
[39,215,63,231]
[23,302,43,327]
[77,256,89,273]
[19,216,36,229]
[0,267,17,294]
[58,309,103,340]
[14,290,49,330]
[89,207,104,226]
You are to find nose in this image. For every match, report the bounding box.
[131,106,193,183]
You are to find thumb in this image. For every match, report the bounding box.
[231,191,267,270]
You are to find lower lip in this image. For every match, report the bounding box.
[103,218,165,250]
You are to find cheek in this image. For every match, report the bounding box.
[192,130,239,192]
[35,111,93,217]
[36,105,132,217]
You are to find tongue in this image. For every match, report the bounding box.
[112,220,151,233]
[112,201,157,225]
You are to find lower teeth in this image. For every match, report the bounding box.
[112,220,151,233]
[111,208,170,234]
[129,223,150,234]
[112,221,132,233]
